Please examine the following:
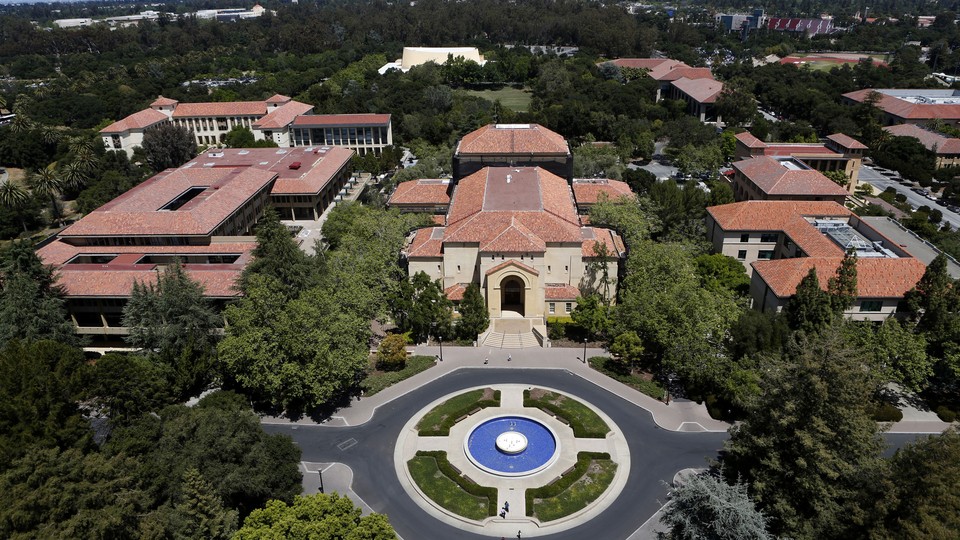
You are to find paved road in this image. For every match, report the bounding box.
[265,368,727,540]
[263,368,929,540]
[860,165,960,229]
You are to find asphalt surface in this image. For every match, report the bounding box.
[263,368,927,540]
[860,165,960,229]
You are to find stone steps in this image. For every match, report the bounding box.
[481,331,541,349]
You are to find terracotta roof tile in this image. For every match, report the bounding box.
[883,124,960,154]
[56,268,243,298]
[843,89,960,121]
[173,101,269,118]
[456,124,569,156]
[444,283,467,301]
[252,101,314,129]
[670,77,724,103]
[485,259,539,276]
[708,201,852,257]
[752,257,927,298]
[826,133,868,150]
[572,179,634,205]
[406,227,444,258]
[734,156,849,197]
[735,131,766,148]
[100,109,168,133]
[581,227,625,257]
[265,94,292,104]
[658,67,714,82]
[388,179,451,206]
[292,114,391,127]
[545,283,580,300]
[150,96,178,107]
[430,215,446,225]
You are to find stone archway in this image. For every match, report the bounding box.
[500,276,525,316]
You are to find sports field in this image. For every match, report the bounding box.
[462,87,533,112]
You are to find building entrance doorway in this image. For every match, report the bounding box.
[501,276,525,316]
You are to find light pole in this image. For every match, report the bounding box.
[666,372,676,405]
[318,467,325,493]
[438,332,443,362]
[582,338,587,364]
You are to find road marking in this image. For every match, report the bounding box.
[337,438,358,451]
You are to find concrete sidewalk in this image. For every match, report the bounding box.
[261,345,731,432]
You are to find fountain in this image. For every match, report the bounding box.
[464,415,559,477]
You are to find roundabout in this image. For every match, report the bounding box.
[466,415,559,476]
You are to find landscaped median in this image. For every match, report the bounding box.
[407,450,498,520]
[362,355,435,396]
[417,388,501,436]
[523,388,611,438]
[525,451,617,522]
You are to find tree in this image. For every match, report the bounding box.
[722,329,886,538]
[27,164,63,221]
[141,122,197,172]
[224,126,277,148]
[827,251,858,314]
[457,282,489,340]
[169,468,238,540]
[391,271,453,343]
[843,319,933,392]
[0,447,149,539]
[784,268,834,333]
[80,353,172,426]
[694,253,750,296]
[659,471,770,540]
[234,493,396,540]
[906,254,958,340]
[823,170,850,187]
[0,242,76,347]
[242,206,316,296]
[609,331,644,372]
[571,293,611,339]
[0,180,29,233]
[715,81,757,128]
[376,334,407,371]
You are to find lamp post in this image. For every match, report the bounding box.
[666,372,676,405]
[582,338,587,364]
[318,467,325,493]
[438,332,443,362]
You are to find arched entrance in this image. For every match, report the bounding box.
[501,276,525,316]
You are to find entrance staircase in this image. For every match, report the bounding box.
[477,317,549,348]
[480,331,541,349]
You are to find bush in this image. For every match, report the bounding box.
[523,390,609,438]
[867,401,904,422]
[546,316,574,340]
[414,451,498,516]
[588,356,664,400]
[376,334,408,371]
[525,452,611,516]
[936,405,957,423]
[361,355,434,396]
[418,390,501,436]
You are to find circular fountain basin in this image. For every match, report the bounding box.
[464,415,559,477]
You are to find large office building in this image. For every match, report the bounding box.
[730,156,850,204]
[706,200,926,321]
[452,124,573,182]
[40,146,355,339]
[379,47,486,74]
[842,89,960,126]
[734,131,866,194]
[883,124,960,169]
[601,57,726,122]
[291,114,394,156]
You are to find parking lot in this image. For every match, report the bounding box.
[860,165,960,230]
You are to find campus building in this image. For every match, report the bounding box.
[100,95,314,157]
[883,124,960,169]
[600,58,725,121]
[291,114,393,156]
[842,89,960,126]
[734,131,867,194]
[39,146,355,339]
[390,167,626,346]
[730,156,850,204]
[379,47,486,74]
[706,200,926,321]
[452,124,573,182]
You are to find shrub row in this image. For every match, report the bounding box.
[419,390,501,436]
[362,356,434,396]
[525,452,611,516]
[867,401,904,422]
[936,405,957,423]
[523,390,608,438]
[415,451,498,517]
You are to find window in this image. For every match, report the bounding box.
[565,302,572,313]
[758,250,774,260]
[859,300,883,312]
[740,233,750,242]
[737,250,747,260]
[760,233,778,243]
[549,303,555,314]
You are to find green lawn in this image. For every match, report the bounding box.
[408,454,494,520]
[416,388,500,436]
[361,355,435,396]
[524,388,610,438]
[527,455,617,522]
[462,87,532,112]
[588,356,665,401]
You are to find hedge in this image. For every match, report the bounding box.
[415,451,498,517]
[525,451,611,516]
[523,390,609,438]
[418,390,501,436]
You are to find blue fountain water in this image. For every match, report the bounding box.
[466,416,557,475]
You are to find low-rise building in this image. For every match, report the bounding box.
[734,131,866,193]
[571,179,634,214]
[842,88,960,127]
[766,17,835,36]
[706,200,926,321]
[883,124,960,169]
[379,47,486,74]
[667,77,725,123]
[291,114,393,156]
[731,155,850,203]
[452,124,573,182]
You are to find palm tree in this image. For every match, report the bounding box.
[29,165,64,222]
[69,137,99,172]
[39,125,62,146]
[61,162,89,192]
[0,180,29,233]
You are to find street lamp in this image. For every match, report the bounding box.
[430,321,443,362]
[318,467,325,493]
[665,372,677,405]
[582,338,587,364]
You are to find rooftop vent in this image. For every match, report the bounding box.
[289,161,302,170]
[275,149,287,155]
[237,150,250,155]
[207,151,224,158]
[506,174,512,183]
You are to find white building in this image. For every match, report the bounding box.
[379,47,486,74]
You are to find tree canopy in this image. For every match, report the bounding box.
[234,493,396,540]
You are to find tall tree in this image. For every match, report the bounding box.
[0,242,76,347]
[80,353,172,426]
[659,470,771,540]
[241,206,315,296]
[722,329,886,538]
[827,251,858,314]
[169,468,238,540]
[784,268,834,333]
[234,493,396,540]
[0,180,29,233]
[27,163,63,221]
[141,122,197,172]
[456,282,489,339]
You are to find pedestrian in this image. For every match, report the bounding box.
[507,354,512,362]
[504,501,510,512]
[484,357,489,364]
[499,511,505,519]
[517,531,522,539]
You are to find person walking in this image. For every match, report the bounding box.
[507,354,512,362]
[504,501,510,512]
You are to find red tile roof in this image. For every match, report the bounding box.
[252,101,314,129]
[430,215,445,225]
[150,96,178,107]
[659,67,714,82]
[38,241,256,266]
[265,94,292,104]
[456,124,569,156]
[572,179,634,205]
[670,77,724,103]
[708,201,852,257]
[735,131,766,148]
[581,227,626,257]
[60,166,276,237]
[545,283,580,300]
[407,227,444,258]
[843,89,960,121]
[485,259,539,276]
[752,257,926,298]
[172,101,270,118]
[444,283,467,301]
[57,268,243,298]
[826,133,868,150]
[99,109,168,133]
[734,156,848,197]
[762,144,836,157]
[603,58,696,80]
[883,124,960,154]
[388,179,451,206]
[292,114,392,127]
